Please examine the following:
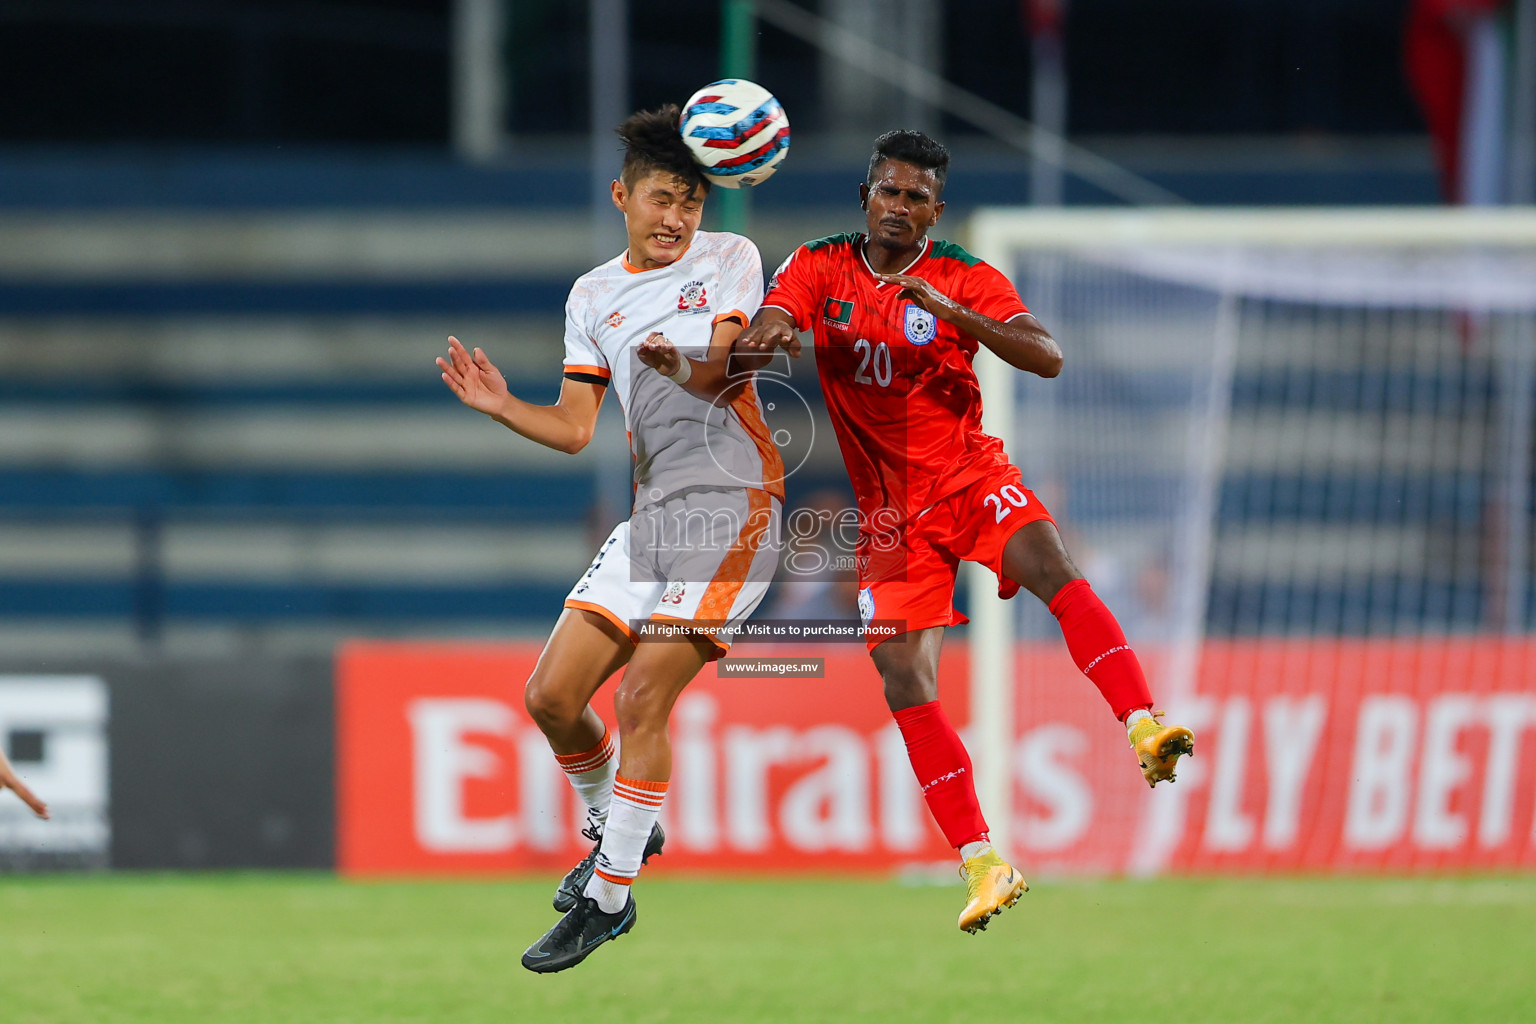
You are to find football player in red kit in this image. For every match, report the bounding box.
[738,130,1194,933]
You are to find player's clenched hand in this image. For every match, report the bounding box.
[637,332,681,376]
[877,273,960,322]
[735,318,801,357]
[0,749,48,820]
[437,336,511,418]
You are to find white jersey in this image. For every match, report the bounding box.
[562,230,783,510]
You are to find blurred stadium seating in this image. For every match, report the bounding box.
[0,141,1445,661]
[0,170,873,656]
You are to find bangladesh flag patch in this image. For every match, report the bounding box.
[822,297,855,329]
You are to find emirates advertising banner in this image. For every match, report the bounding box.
[337,640,1536,876]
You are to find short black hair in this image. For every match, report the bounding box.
[866,129,950,193]
[617,104,710,198]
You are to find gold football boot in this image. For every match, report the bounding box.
[1129,711,1195,787]
[957,849,1027,934]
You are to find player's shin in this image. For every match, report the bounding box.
[555,727,619,830]
[1047,579,1195,785]
[1047,578,1154,721]
[892,701,1030,932]
[892,701,989,849]
[583,775,668,913]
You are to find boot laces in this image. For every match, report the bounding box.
[579,813,604,844]
[960,854,996,895]
[548,898,597,942]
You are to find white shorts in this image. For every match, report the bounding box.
[564,487,782,656]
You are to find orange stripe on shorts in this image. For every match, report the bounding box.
[693,488,774,623]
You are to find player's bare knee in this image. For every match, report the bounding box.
[1005,524,1082,604]
[612,675,668,737]
[523,674,581,733]
[1028,561,1083,605]
[879,664,938,712]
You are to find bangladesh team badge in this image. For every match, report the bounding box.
[904,304,937,345]
[857,586,875,626]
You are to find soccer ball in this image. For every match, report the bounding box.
[679,79,791,188]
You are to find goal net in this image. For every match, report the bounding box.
[965,209,1536,873]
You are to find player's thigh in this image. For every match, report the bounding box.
[531,521,652,718]
[614,633,716,728]
[1000,519,1083,605]
[857,526,961,653]
[525,607,635,721]
[936,463,1062,599]
[869,624,946,711]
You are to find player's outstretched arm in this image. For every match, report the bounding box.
[0,746,49,819]
[877,273,1063,378]
[637,316,765,407]
[436,335,603,454]
[735,307,802,359]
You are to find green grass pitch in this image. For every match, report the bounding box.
[2,873,1533,1023]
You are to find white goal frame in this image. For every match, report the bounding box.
[963,206,1536,858]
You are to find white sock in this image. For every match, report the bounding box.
[959,840,992,861]
[583,774,667,913]
[555,729,618,827]
[585,873,631,914]
[1124,709,1153,732]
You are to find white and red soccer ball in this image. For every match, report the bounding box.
[679,79,791,188]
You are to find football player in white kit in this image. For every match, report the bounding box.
[0,743,48,819]
[436,106,782,973]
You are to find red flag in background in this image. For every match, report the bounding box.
[1405,0,1510,203]
[1025,0,1065,35]
[1023,0,1069,206]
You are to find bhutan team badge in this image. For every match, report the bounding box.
[903,304,936,345]
[677,281,710,315]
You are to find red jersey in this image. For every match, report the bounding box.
[762,232,1029,530]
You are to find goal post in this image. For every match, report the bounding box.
[965,207,1536,864]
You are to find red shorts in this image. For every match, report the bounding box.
[856,461,1055,652]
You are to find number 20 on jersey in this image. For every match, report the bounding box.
[853,339,892,387]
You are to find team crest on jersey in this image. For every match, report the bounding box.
[677,281,710,315]
[768,252,796,294]
[857,586,875,626]
[662,580,687,605]
[904,304,937,345]
[822,297,855,330]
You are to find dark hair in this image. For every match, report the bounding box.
[866,129,950,193]
[617,104,710,197]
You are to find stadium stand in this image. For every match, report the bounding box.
[0,199,853,657]
[0,148,1445,658]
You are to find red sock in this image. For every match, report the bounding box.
[1049,578,1154,721]
[892,701,989,848]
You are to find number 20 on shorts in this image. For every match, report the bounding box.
[983,484,1029,522]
